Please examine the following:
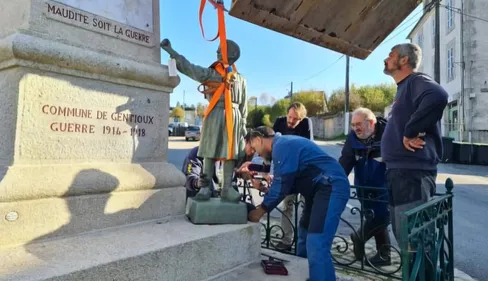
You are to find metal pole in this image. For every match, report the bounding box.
[183,90,186,121]
[345,55,350,113]
[459,0,465,141]
[290,81,293,99]
[344,55,350,135]
[434,0,441,84]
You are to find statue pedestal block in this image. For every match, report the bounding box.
[186,198,248,225]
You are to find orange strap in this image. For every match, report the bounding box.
[203,63,237,160]
[198,0,236,160]
[198,0,219,41]
[199,0,229,65]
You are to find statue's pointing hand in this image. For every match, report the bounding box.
[160,38,171,49]
[160,39,177,57]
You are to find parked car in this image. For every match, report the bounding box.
[168,123,174,136]
[185,125,201,141]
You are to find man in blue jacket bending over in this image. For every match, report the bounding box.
[247,126,350,281]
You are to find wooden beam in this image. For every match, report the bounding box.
[229,0,422,59]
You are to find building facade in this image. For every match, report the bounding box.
[408,0,488,142]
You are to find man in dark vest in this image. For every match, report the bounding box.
[339,107,391,266]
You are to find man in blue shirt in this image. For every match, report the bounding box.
[247,126,350,281]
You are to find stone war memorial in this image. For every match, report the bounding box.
[0,0,261,280]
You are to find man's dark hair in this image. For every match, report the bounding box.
[249,126,275,139]
[392,43,422,71]
[244,131,252,143]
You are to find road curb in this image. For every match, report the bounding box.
[455,268,478,281]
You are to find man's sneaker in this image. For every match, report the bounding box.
[367,252,391,267]
[274,241,292,251]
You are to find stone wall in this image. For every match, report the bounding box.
[0,0,185,248]
[310,113,345,140]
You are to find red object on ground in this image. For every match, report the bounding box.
[261,260,289,276]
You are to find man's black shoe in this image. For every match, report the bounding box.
[274,241,292,251]
[367,252,391,267]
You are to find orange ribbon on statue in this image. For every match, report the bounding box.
[197,0,237,160]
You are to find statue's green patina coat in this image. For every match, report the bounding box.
[171,52,248,160]
[161,39,246,203]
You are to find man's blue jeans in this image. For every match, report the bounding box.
[296,187,348,281]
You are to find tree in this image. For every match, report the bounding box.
[351,83,397,112]
[292,90,327,117]
[376,83,396,105]
[327,88,362,114]
[353,84,385,112]
[268,98,290,122]
[176,101,181,107]
[196,103,206,118]
[262,114,272,127]
[170,106,185,121]
[247,108,266,128]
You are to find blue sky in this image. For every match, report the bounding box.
[160,1,423,107]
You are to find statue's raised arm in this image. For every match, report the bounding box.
[160,39,222,83]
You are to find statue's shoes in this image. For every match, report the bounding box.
[195,187,212,201]
[220,187,241,203]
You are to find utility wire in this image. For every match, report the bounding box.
[301,55,345,82]
[252,2,431,94]
[379,18,421,45]
[298,4,427,84]
[380,1,436,45]
[295,3,429,85]
[441,3,488,23]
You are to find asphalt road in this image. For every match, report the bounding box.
[167,137,488,280]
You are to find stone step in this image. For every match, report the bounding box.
[0,216,261,281]
[0,186,186,248]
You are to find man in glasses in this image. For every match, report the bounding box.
[272,102,312,250]
[247,126,349,281]
[339,107,391,266]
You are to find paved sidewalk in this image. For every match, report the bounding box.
[210,249,477,281]
[256,211,478,281]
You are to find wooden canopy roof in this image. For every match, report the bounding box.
[229,0,422,60]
